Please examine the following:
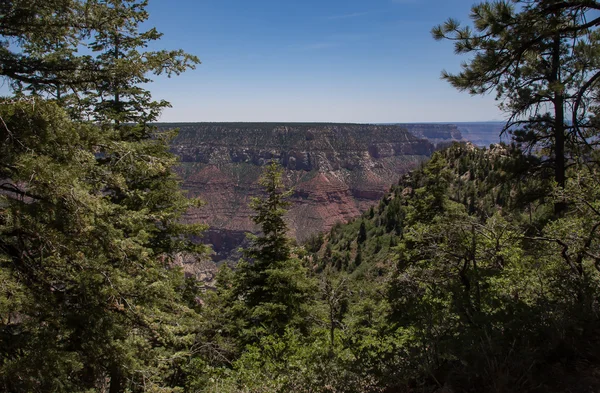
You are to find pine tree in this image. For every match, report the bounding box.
[355,246,363,267]
[230,162,314,342]
[85,0,199,128]
[357,221,367,244]
[432,0,600,190]
[1,0,199,126]
[0,0,87,96]
[244,161,293,265]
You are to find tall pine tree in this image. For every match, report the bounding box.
[229,162,314,343]
[432,0,600,190]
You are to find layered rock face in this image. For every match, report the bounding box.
[165,123,436,261]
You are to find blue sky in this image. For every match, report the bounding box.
[146,0,503,123]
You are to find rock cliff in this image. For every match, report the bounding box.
[164,123,436,262]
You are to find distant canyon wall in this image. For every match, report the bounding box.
[399,123,464,146]
[165,123,462,261]
[399,122,507,147]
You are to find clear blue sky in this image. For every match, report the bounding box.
[146,0,503,123]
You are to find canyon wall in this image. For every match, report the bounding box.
[165,123,444,262]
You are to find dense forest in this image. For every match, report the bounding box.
[1,0,600,392]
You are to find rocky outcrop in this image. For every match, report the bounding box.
[163,123,435,262]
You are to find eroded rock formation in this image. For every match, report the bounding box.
[164,122,464,262]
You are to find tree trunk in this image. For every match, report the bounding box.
[108,365,122,393]
[114,34,121,128]
[330,308,335,354]
[551,32,566,214]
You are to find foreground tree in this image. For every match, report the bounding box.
[1,0,199,125]
[0,1,204,392]
[85,0,199,127]
[433,0,600,190]
[0,0,86,97]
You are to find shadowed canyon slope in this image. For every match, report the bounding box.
[165,123,444,261]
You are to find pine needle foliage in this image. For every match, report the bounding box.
[0,1,205,392]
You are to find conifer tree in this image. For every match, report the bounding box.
[244,161,293,265]
[0,0,86,96]
[0,1,204,392]
[230,161,314,342]
[432,0,600,189]
[85,0,199,128]
[357,221,367,244]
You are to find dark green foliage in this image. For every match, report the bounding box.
[0,1,204,392]
[322,143,549,274]
[0,101,205,393]
[354,247,362,267]
[244,162,293,264]
[1,0,199,125]
[357,221,367,244]
[178,1,600,390]
[311,142,600,392]
[84,0,199,126]
[385,160,600,392]
[203,162,315,349]
[304,232,325,253]
[3,1,600,392]
[0,0,88,96]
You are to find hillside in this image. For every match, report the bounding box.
[317,142,548,274]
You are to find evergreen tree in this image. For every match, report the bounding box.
[0,0,87,96]
[355,246,363,267]
[0,1,204,392]
[0,0,199,125]
[230,161,314,342]
[432,0,600,190]
[244,161,293,265]
[357,220,367,244]
[85,0,199,128]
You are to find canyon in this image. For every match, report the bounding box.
[165,122,474,264]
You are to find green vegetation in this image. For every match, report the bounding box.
[2,1,600,393]
[187,1,600,392]
[194,142,600,392]
[0,1,204,392]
